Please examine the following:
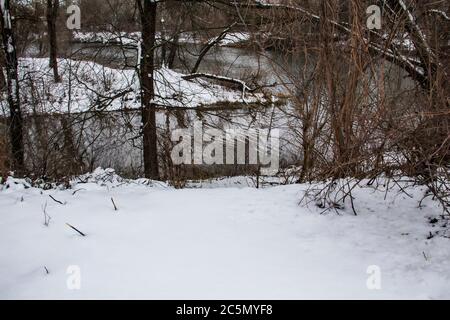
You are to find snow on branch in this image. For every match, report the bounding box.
[182,73,254,101]
[395,0,435,59]
[426,9,450,21]
[228,0,437,87]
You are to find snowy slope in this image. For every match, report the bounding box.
[0,58,255,116]
[0,171,449,299]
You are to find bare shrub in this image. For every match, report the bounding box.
[0,123,8,178]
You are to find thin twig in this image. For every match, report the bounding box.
[111,197,118,211]
[72,188,85,196]
[66,223,86,237]
[49,195,64,205]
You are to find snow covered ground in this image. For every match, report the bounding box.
[0,170,449,299]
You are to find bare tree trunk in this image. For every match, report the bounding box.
[46,0,60,82]
[60,115,79,175]
[0,51,6,92]
[137,0,159,179]
[0,0,25,174]
[167,33,179,69]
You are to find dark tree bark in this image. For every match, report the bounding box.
[0,0,25,173]
[0,52,6,92]
[167,33,179,69]
[60,115,79,175]
[137,0,159,179]
[46,0,60,82]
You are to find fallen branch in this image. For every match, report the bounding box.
[111,197,118,211]
[49,195,65,205]
[66,223,86,237]
[182,72,256,101]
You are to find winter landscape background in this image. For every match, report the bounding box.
[0,0,449,299]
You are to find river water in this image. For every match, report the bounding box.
[19,40,415,177]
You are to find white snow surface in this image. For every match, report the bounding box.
[0,169,449,299]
